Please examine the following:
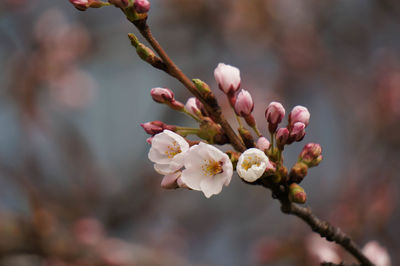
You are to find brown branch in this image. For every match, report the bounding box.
[123,13,372,266]
[264,180,373,266]
[130,19,246,152]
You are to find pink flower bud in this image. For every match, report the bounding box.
[108,0,129,8]
[290,122,306,142]
[299,143,322,167]
[234,89,254,117]
[134,0,150,13]
[214,63,241,94]
[276,128,289,149]
[69,0,89,11]
[265,102,285,133]
[289,105,310,127]
[256,137,270,152]
[265,102,285,124]
[185,97,202,116]
[146,137,153,144]
[150,87,174,103]
[140,121,176,135]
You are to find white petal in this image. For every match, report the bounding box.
[154,163,181,175]
[180,167,203,191]
[200,174,226,198]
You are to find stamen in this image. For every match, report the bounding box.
[201,159,224,176]
[164,141,182,158]
[241,155,262,170]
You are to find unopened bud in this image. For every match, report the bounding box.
[128,33,139,48]
[289,183,307,204]
[69,0,89,11]
[299,143,322,167]
[150,87,174,103]
[185,97,202,117]
[134,0,150,13]
[192,79,211,94]
[276,128,289,149]
[289,122,306,142]
[238,127,255,148]
[235,89,254,117]
[289,162,308,183]
[289,105,310,127]
[214,63,241,94]
[136,43,157,64]
[108,0,129,8]
[265,102,285,133]
[256,137,270,152]
[140,121,176,135]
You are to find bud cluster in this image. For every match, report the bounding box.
[139,62,321,205]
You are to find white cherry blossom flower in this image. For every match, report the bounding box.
[237,148,274,182]
[181,142,233,198]
[148,130,189,175]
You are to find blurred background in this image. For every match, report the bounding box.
[0,0,399,265]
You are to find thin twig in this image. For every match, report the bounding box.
[131,19,246,152]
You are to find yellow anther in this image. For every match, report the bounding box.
[201,159,223,176]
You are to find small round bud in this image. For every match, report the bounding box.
[140,121,176,135]
[289,183,307,204]
[256,137,270,152]
[289,105,310,127]
[214,63,241,94]
[299,143,323,167]
[150,87,174,103]
[276,128,289,149]
[265,102,285,134]
[185,97,202,117]
[134,0,150,13]
[290,122,306,142]
[289,162,308,183]
[192,79,211,94]
[69,0,89,11]
[235,89,254,117]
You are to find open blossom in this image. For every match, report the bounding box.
[214,63,241,94]
[237,148,274,182]
[235,89,254,116]
[289,105,310,127]
[148,130,189,175]
[180,142,233,198]
[362,241,391,266]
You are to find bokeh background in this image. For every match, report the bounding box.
[0,0,399,265]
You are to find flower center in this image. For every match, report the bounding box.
[201,160,223,176]
[164,141,182,158]
[241,155,262,171]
